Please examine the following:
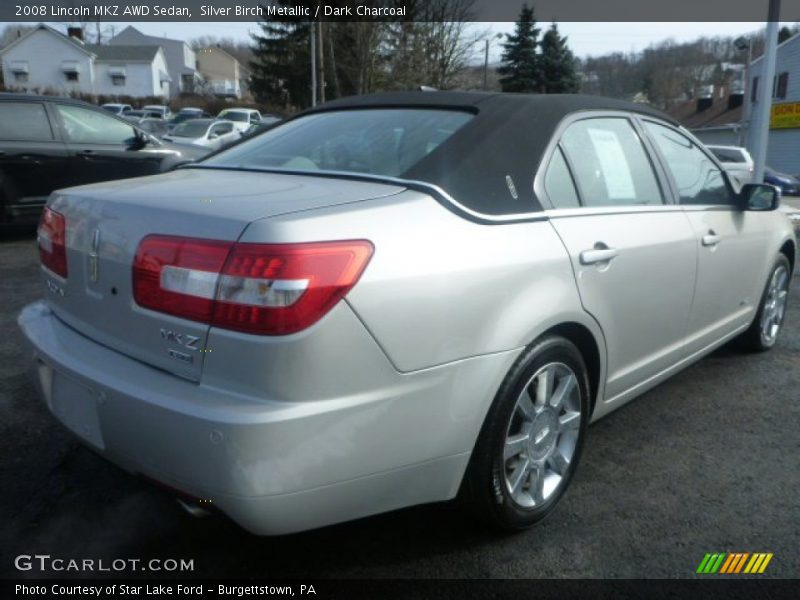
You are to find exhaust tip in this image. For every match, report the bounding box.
[176,497,213,518]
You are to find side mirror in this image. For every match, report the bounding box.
[208,133,219,140]
[739,183,780,211]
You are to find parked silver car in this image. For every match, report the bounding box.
[18,93,795,535]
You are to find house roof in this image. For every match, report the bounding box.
[111,26,188,48]
[667,93,743,130]
[749,30,800,67]
[0,23,93,57]
[87,44,161,62]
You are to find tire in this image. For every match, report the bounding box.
[739,254,791,352]
[461,335,590,530]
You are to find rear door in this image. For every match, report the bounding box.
[642,121,771,355]
[53,103,163,186]
[541,114,698,401]
[0,101,70,221]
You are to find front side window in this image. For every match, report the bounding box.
[644,121,732,206]
[560,118,663,207]
[206,109,473,178]
[544,147,580,209]
[211,123,234,135]
[56,105,138,145]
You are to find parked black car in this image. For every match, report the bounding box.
[0,94,209,226]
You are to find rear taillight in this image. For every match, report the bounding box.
[133,235,373,335]
[38,207,68,278]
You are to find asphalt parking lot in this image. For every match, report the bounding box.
[1,230,798,580]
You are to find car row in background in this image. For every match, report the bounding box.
[707,144,800,197]
[0,93,209,227]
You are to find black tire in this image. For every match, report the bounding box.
[738,254,791,353]
[461,335,590,530]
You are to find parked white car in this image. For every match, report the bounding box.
[101,103,133,115]
[162,118,239,150]
[706,145,755,191]
[217,108,262,133]
[142,104,172,119]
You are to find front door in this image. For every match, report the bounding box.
[642,121,771,355]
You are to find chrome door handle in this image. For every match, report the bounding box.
[702,233,721,247]
[580,247,618,265]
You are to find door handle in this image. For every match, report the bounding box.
[580,246,619,265]
[702,231,721,247]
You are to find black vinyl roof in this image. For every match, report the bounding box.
[302,92,676,217]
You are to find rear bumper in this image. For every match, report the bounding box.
[18,301,516,534]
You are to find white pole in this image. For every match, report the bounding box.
[751,0,780,183]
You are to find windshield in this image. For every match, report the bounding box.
[205,109,473,177]
[219,110,249,122]
[171,121,211,138]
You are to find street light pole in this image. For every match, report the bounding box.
[751,0,781,183]
[735,37,752,147]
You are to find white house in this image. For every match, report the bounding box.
[196,46,243,98]
[109,26,200,97]
[743,32,800,175]
[0,24,170,98]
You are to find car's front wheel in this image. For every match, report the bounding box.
[461,335,590,530]
[740,254,791,352]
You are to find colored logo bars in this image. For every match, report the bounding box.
[696,553,773,574]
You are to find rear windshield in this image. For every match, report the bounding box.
[205,109,473,178]
[709,148,746,163]
[219,110,249,122]
[172,121,211,138]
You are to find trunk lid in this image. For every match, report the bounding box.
[45,168,403,381]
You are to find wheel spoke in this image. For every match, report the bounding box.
[508,458,531,495]
[559,410,581,431]
[535,366,554,407]
[517,391,536,420]
[529,465,545,503]
[547,449,570,476]
[550,374,576,410]
[504,433,529,460]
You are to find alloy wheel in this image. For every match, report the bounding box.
[503,362,582,508]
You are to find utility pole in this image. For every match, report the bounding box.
[483,39,489,90]
[310,20,317,107]
[734,36,753,147]
[751,0,780,183]
[318,21,325,103]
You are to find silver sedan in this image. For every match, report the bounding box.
[19,92,795,534]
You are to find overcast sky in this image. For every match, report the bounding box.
[33,20,777,60]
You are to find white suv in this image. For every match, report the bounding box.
[706,145,755,191]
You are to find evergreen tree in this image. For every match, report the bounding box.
[497,4,541,93]
[249,4,312,108]
[539,24,580,93]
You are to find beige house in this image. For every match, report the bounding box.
[196,46,249,99]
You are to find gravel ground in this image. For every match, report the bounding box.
[1,232,798,580]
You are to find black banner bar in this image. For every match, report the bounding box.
[2,0,800,23]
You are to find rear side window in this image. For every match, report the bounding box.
[644,122,732,206]
[0,103,54,141]
[207,109,473,178]
[560,118,663,207]
[544,148,580,209]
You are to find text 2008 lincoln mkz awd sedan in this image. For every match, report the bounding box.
[19,93,795,534]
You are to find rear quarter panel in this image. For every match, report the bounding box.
[240,190,603,375]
